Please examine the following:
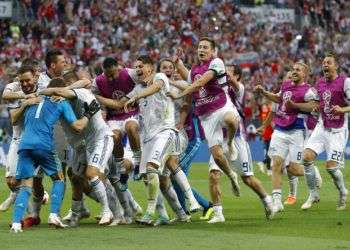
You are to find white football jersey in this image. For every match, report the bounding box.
[127,73,175,142]
[71,88,113,143]
[5,81,23,139]
[37,72,51,91]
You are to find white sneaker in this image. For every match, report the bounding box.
[63,208,91,222]
[208,214,225,224]
[0,193,16,211]
[109,217,125,226]
[264,196,275,220]
[170,214,191,223]
[48,213,68,228]
[10,223,23,233]
[99,210,113,225]
[230,172,241,197]
[301,193,320,210]
[337,189,348,211]
[68,213,79,227]
[272,197,284,213]
[189,201,201,213]
[314,166,322,189]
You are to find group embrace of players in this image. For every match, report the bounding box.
[1,36,349,233]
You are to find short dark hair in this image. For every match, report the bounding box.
[157,58,174,71]
[22,58,40,68]
[47,77,66,88]
[103,57,118,70]
[136,55,153,65]
[45,49,64,69]
[17,65,36,76]
[324,51,338,64]
[231,64,242,81]
[63,70,79,83]
[199,37,216,49]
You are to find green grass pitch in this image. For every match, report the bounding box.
[1,162,350,250]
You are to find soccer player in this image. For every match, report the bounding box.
[40,71,116,225]
[254,62,319,213]
[10,65,98,233]
[21,50,70,228]
[169,37,240,221]
[124,55,200,225]
[159,58,213,220]
[301,53,349,210]
[93,58,142,188]
[206,65,274,223]
[0,59,41,212]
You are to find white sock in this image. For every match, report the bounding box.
[72,199,83,214]
[272,189,282,201]
[126,189,138,211]
[213,204,223,217]
[111,180,132,217]
[172,168,197,205]
[146,171,159,215]
[162,185,187,218]
[288,174,298,197]
[327,168,347,194]
[105,179,123,218]
[304,161,317,192]
[156,194,169,218]
[132,150,141,166]
[89,176,110,214]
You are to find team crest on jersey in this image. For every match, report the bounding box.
[199,87,207,98]
[281,91,292,112]
[323,90,331,113]
[112,90,125,100]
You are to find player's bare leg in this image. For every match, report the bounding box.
[210,145,240,197]
[125,121,142,180]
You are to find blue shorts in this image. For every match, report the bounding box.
[16,149,62,180]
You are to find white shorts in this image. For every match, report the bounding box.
[86,135,114,173]
[71,143,87,176]
[5,138,20,177]
[107,116,139,135]
[208,136,254,176]
[200,101,239,148]
[178,129,189,155]
[268,129,304,164]
[140,129,180,174]
[305,125,348,163]
[54,124,70,165]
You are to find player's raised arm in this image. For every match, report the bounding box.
[173,48,189,81]
[95,95,127,110]
[254,85,281,103]
[124,78,164,112]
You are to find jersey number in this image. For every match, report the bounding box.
[92,154,100,164]
[242,162,250,173]
[331,150,342,162]
[34,100,45,119]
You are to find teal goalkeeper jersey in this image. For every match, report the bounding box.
[19,97,77,151]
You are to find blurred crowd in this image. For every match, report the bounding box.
[0,0,350,134]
